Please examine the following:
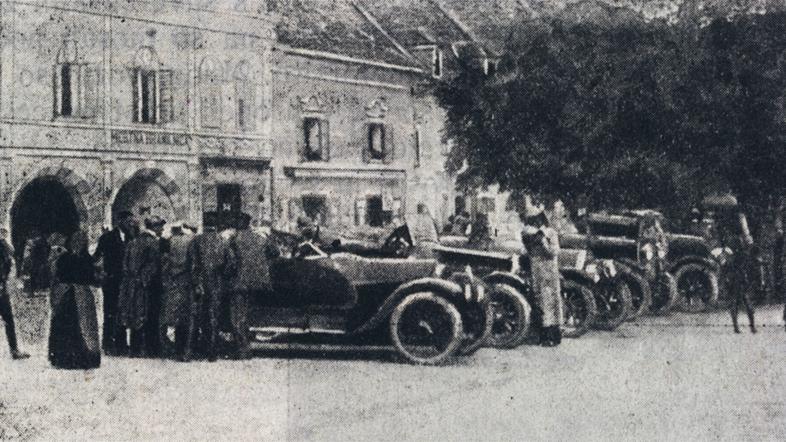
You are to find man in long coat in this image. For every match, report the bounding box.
[0,227,29,360]
[228,213,275,359]
[119,216,165,357]
[93,211,136,355]
[160,222,194,359]
[523,208,562,347]
[188,216,236,362]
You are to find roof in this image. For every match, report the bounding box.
[358,0,470,48]
[274,0,416,67]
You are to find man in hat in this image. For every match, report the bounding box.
[0,226,29,360]
[522,205,562,346]
[187,214,237,362]
[119,215,166,357]
[160,221,195,359]
[93,210,137,355]
[228,213,276,359]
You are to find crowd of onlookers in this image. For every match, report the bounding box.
[1,211,278,369]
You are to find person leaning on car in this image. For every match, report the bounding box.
[228,213,277,359]
[522,207,562,347]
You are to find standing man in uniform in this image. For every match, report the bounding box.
[228,213,275,359]
[188,215,237,362]
[0,226,29,360]
[523,206,562,347]
[93,210,136,355]
[119,216,166,357]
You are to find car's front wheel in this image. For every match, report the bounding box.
[390,292,463,365]
[561,280,598,338]
[487,283,531,348]
[592,279,633,331]
[648,272,679,315]
[457,297,494,356]
[675,263,719,312]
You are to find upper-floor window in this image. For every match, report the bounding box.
[302,117,328,162]
[54,40,99,119]
[132,47,173,124]
[199,57,222,129]
[234,61,255,132]
[363,122,393,163]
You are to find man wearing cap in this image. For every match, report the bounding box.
[93,210,137,355]
[0,226,29,360]
[119,215,166,357]
[522,205,562,347]
[187,214,237,362]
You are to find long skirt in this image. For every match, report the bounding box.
[48,283,101,369]
[532,259,563,328]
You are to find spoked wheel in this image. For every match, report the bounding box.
[676,264,719,312]
[458,297,494,356]
[648,272,678,315]
[620,271,651,321]
[390,292,463,365]
[561,280,598,338]
[487,284,531,348]
[592,279,633,331]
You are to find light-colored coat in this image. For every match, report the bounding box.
[529,227,562,327]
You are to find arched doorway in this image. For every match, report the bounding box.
[112,169,181,226]
[10,177,82,261]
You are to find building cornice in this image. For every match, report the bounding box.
[274,45,425,75]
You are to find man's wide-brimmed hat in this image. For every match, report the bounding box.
[144,215,167,229]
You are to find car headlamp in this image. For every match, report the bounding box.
[657,249,667,259]
[641,244,654,261]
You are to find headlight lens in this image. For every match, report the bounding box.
[641,244,654,261]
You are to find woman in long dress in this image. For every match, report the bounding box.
[48,231,101,369]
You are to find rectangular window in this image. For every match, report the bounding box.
[368,123,385,161]
[217,183,242,214]
[60,64,73,116]
[303,118,328,162]
[54,63,99,118]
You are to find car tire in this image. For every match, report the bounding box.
[648,272,679,315]
[620,270,651,321]
[390,292,464,365]
[592,278,633,331]
[458,296,494,356]
[675,263,720,312]
[561,280,598,338]
[486,283,531,349]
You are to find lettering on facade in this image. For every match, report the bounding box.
[111,130,189,146]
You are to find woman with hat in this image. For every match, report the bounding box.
[48,230,101,369]
[522,204,562,347]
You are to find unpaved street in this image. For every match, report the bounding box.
[2,295,785,441]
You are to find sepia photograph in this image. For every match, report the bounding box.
[0,0,785,440]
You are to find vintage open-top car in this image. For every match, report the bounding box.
[249,232,492,365]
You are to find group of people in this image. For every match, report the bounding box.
[1,210,277,369]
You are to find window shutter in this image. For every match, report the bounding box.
[158,69,174,123]
[321,119,330,161]
[132,68,140,123]
[53,65,62,117]
[383,124,394,164]
[362,123,371,163]
[79,64,100,118]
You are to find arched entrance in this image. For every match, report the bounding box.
[10,177,82,260]
[112,168,182,226]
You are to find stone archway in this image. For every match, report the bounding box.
[9,167,91,261]
[112,168,184,226]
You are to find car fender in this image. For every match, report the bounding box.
[615,258,646,275]
[352,277,465,335]
[482,271,534,305]
[559,268,597,288]
[668,256,720,274]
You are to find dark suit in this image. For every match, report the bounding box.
[119,230,163,356]
[0,239,20,354]
[188,231,236,360]
[93,228,130,353]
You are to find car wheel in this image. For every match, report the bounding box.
[561,280,598,338]
[592,279,633,331]
[457,296,494,356]
[675,264,719,312]
[621,270,651,321]
[487,283,531,349]
[648,272,679,315]
[390,292,464,365]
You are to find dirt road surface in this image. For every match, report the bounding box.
[1,291,785,441]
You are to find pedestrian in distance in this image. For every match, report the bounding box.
[119,216,166,357]
[48,230,101,369]
[188,214,237,362]
[160,221,195,360]
[0,226,29,360]
[523,206,562,347]
[93,210,136,355]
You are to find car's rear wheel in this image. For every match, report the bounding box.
[620,270,651,321]
[390,292,463,365]
[592,279,633,331]
[487,283,531,348]
[561,280,598,338]
[675,263,719,312]
[458,297,494,356]
[648,272,679,315]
